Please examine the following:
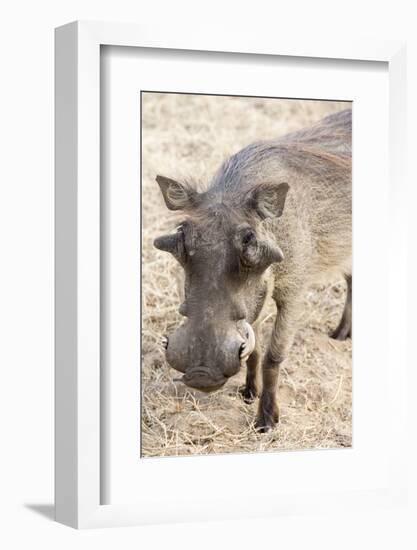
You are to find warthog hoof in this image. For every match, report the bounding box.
[330,325,351,341]
[255,400,280,433]
[238,383,259,404]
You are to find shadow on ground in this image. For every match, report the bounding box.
[24,503,55,521]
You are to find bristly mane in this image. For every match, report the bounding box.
[207,108,351,193]
[180,109,352,221]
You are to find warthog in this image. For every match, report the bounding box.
[154,108,352,431]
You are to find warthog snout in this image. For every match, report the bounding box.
[164,320,256,393]
[182,369,227,393]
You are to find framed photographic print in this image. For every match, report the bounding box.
[140,91,353,455]
[55,21,407,528]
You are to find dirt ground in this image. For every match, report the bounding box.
[141,92,352,457]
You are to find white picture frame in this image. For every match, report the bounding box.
[55,21,407,529]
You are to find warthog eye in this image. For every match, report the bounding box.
[236,226,260,268]
[241,228,256,247]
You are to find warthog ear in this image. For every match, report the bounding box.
[156,175,198,211]
[249,182,290,220]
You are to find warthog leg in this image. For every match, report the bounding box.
[331,274,352,340]
[239,329,261,404]
[256,295,299,432]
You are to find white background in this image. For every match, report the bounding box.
[103,48,393,508]
[1,1,416,549]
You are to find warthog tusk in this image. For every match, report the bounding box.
[161,336,169,350]
[239,322,255,362]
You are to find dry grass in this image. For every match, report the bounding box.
[141,92,352,457]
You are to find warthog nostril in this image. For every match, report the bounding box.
[161,335,169,350]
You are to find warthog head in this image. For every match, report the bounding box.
[154,174,289,392]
